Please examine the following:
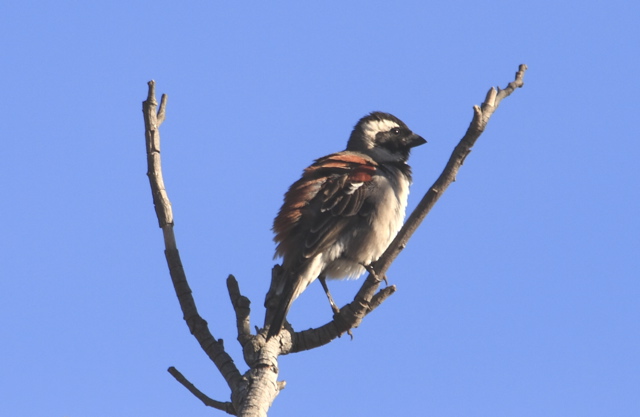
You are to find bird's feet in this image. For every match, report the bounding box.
[362,263,388,286]
[319,276,353,339]
[319,275,340,314]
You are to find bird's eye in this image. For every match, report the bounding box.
[391,128,400,135]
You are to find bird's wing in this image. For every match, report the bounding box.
[273,152,377,260]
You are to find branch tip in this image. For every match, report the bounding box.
[157,93,168,124]
[484,87,497,107]
[227,274,238,288]
[146,80,157,104]
[517,64,527,79]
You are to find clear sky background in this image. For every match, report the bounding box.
[2,1,638,416]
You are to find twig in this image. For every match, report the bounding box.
[227,275,253,344]
[168,366,236,415]
[375,64,527,276]
[142,80,243,392]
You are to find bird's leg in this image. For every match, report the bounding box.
[319,275,353,339]
[362,263,388,286]
[319,275,340,315]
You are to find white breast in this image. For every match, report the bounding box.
[323,166,410,279]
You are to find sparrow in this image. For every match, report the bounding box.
[267,111,426,339]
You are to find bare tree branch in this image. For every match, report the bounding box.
[375,64,527,276]
[143,80,243,395]
[227,275,252,345]
[168,366,236,414]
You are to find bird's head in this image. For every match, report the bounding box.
[346,112,426,163]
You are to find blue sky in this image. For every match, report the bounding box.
[1,1,639,416]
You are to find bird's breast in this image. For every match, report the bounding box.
[324,167,410,279]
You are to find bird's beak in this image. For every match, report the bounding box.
[407,134,427,148]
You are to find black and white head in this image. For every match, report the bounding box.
[346,112,426,162]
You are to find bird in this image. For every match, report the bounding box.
[267,111,426,339]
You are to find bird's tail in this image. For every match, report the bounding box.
[266,283,296,340]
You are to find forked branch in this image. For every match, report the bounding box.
[143,81,244,412]
[142,65,527,415]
